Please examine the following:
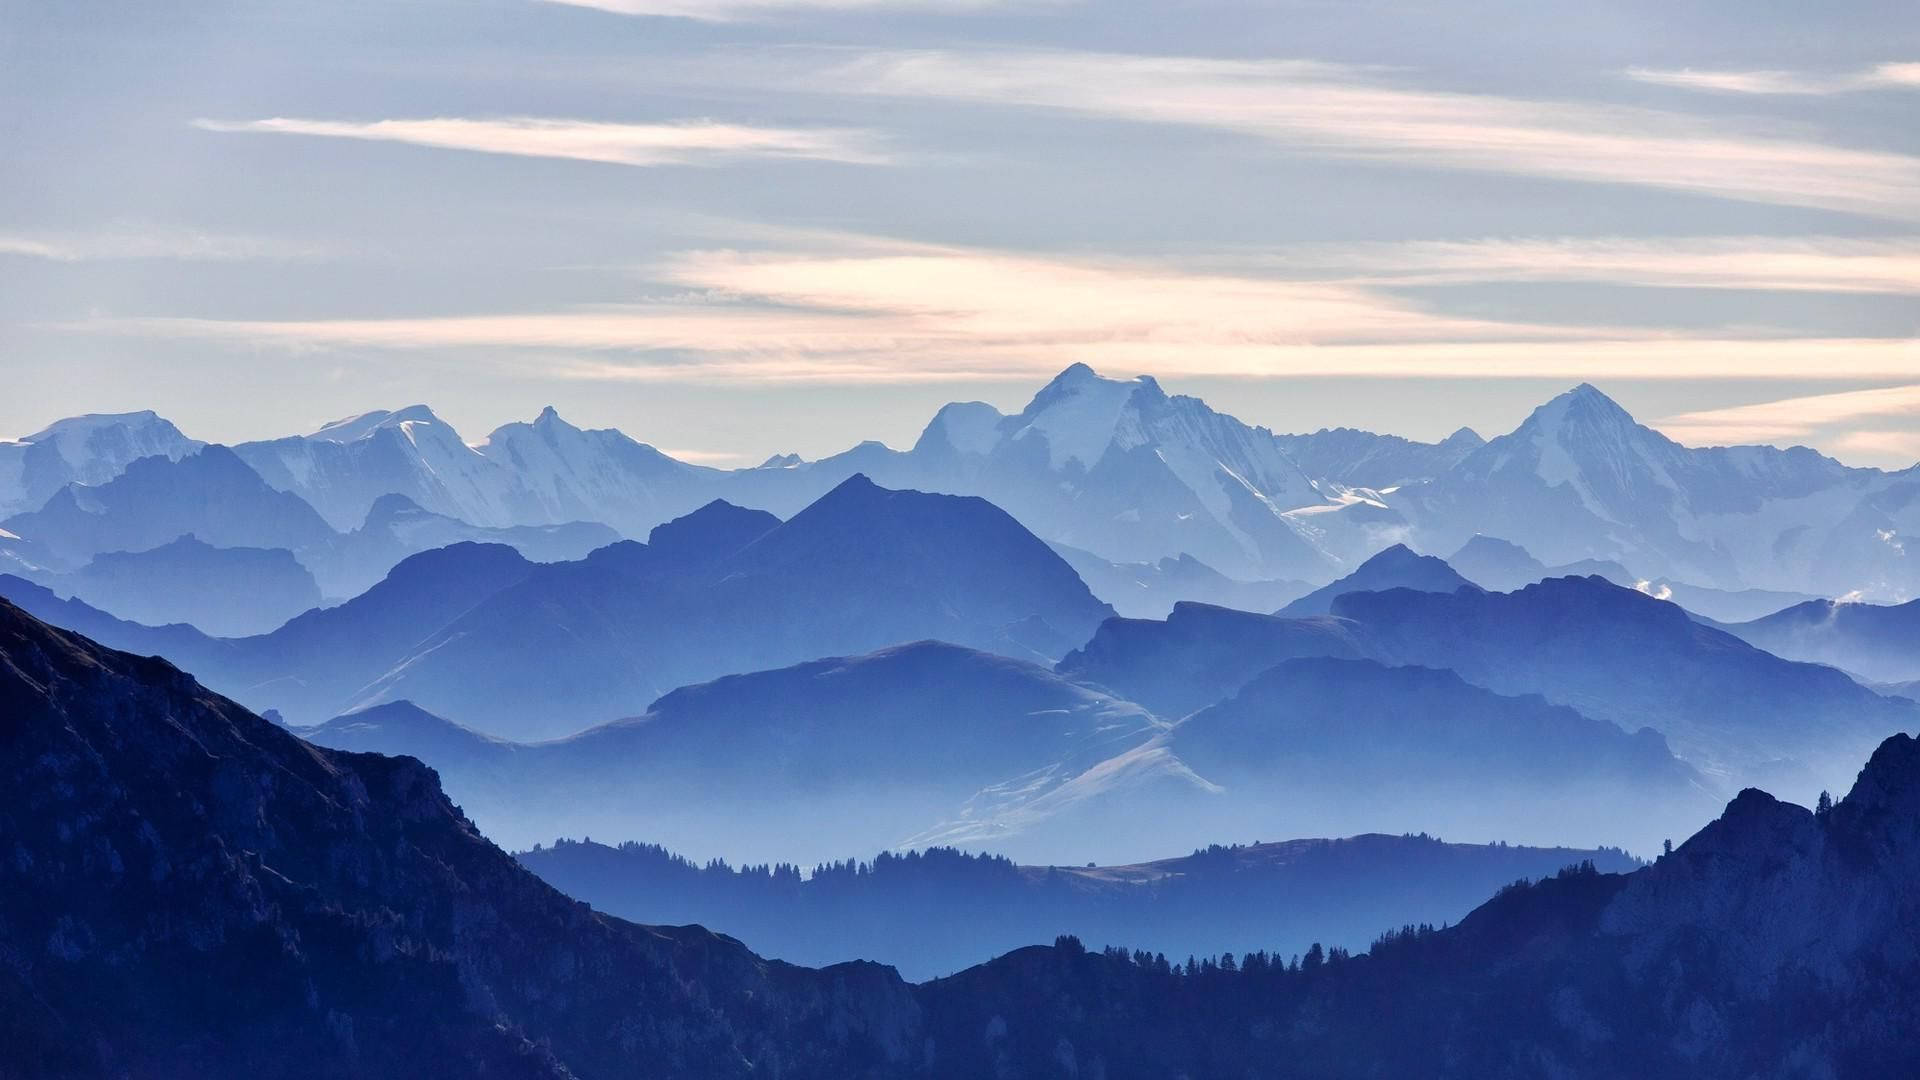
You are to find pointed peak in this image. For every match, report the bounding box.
[1442,426,1484,447]
[830,472,881,494]
[1357,543,1424,566]
[1513,382,1640,440]
[1558,383,1632,418]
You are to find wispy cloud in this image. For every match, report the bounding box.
[74,240,1920,383]
[749,49,1920,220]
[193,116,893,167]
[1655,384,1920,459]
[0,226,320,262]
[1625,62,1920,96]
[1232,235,1920,295]
[659,447,749,463]
[540,0,1035,21]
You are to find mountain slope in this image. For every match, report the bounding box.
[0,597,917,1079]
[1057,602,1368,718]
[1449,533,1822,622]
[1277,542,1478,616]
[307,640,1176,862]
[1722,597,1920,684]
[1332,575,1920,793]
[1050,543,1310,619]
[1166,656,1712,851]
[307,492,617,598]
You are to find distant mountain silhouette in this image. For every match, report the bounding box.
[0,541,538,723]
[1721,597,1920,684]
[306,640,1177,862]
[346,476,1117,737]
[519,833,1640,982]
[1333,575,1920,794]
[61,534,320,636]
[1164,656,1712,851]
[308,492,617,598]
[1,445,335,567]
[1277,543,1478,616]
[1049,543,1310,619]
[1448,533,1821,623]
[235,403,723,534]
[1057,602,1367,718]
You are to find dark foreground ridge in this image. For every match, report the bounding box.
[4,597,1920,1078]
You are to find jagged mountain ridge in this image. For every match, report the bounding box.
[11,372,1917,603]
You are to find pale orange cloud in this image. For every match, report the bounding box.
[194,116,893,167]
[760,49,1920,219]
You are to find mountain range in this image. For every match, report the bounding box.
[301,633,1716,862]
[305,640,1178,863]
[10,596,1920,1078]
[0,479,1116,737]
[16,367,1907,616]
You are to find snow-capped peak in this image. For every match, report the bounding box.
[1008,364,1151,470]
[309,405,444,443]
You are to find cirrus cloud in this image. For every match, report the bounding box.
[71,240,1919,384]
[539,0,1041,21]
[1655,384,1920,454]
[192,116,894,168]
[739,49,1920,220]
[1625,62,1920,96]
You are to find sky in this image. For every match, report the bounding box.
[2,0,1916,466]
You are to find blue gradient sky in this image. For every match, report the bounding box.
[3,1,1916,465]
